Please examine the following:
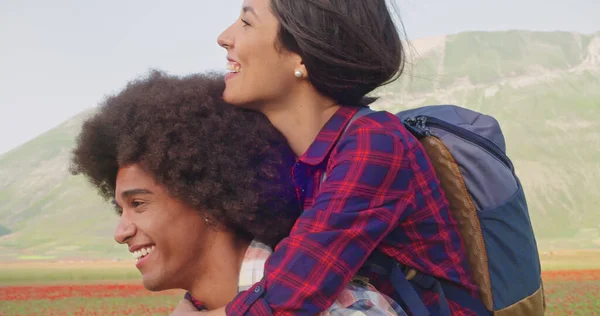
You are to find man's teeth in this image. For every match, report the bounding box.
[227,62,241,73]
[132,246,155,260]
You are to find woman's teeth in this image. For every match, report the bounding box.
[132,246,155,261]
[227,62,241,73]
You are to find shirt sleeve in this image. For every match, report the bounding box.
[184,291,207,311]
[226,124,413,315]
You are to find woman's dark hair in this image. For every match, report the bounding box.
[70,70,301,247]
[270,0,405,105]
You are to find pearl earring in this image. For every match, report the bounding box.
[294,70,303,78]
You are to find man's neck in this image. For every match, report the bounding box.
[187,237,250,310]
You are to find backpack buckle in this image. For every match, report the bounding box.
[405,268,418,281]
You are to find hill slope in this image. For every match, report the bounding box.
[0,30,599,260]
[373,30,600,250]
[0,110,122,260]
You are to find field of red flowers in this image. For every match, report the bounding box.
[0,283,182,315]
[1,270,598,315]
[542,269,600,315]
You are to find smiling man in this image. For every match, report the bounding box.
[69,70,406,315]
[70,70,300,307]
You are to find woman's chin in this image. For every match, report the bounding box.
[222,87,259,109]
[222,90,244,107]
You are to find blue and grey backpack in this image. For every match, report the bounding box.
[345,105,545,316]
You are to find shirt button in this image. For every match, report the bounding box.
[254,285,262,293]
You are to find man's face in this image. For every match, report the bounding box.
[113,164,213,291]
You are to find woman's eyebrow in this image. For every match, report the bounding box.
[243,6,260,20]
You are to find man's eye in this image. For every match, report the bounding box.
[132,200,144,208]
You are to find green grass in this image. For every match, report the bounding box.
[441,31,590,85]
[540,251,600,271]
[0,261,598,315]
[0,263,180,315]
[543,279,600,315]
[2,281,597,315]
[0,262,140,285]
[0,224,11,237]
[0,295,181,316]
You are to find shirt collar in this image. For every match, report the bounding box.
[298,106,360,166]
[237,240,273,292]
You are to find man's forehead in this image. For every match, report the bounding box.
[115,165,158,195]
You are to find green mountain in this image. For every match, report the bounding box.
[0,110,123,260]
[0,30,598,260]
[374,30,600,250]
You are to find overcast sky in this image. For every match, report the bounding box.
[0,0,598,154]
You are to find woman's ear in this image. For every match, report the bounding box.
[289,52,308,79]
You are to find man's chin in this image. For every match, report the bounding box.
[141,276,167,292]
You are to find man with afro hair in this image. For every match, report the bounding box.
[70,71,406,315]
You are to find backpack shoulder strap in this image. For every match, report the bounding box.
[321,106,375,183]
[343,106,376,135]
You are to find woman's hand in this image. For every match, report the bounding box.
[198,307,226,315]
[169,301,227,316]
[170,299,202,315]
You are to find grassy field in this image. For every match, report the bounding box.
[540,250,600,271]
[0,285,182,315]
[1,252,599,315]
[0,261,140,285]
[0,261,183,315]
[542,270,600,315]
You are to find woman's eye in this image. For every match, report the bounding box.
[241,19,250,27]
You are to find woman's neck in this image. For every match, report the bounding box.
[187,236,250,310]
[261,88,340,157]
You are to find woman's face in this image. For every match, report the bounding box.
[113,164,214,292]
[217,0,303,109]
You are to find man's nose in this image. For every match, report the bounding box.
[114,212,136,244]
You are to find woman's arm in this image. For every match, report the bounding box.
[225,124,414,315]
[169,299,216,315]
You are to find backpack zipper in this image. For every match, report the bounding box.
[404,116,513,170]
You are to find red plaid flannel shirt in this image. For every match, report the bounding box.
[226,106,479,315]
[186,240,406,315]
